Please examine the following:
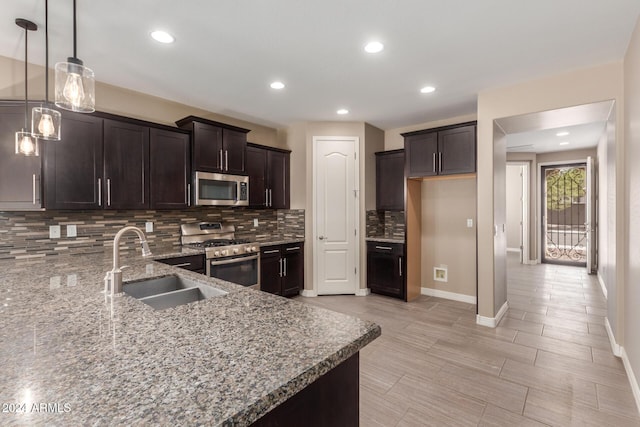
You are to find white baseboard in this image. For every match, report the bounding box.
[605,317,622,357]
[476,301,509,328]
[621,347,640,416]
[524,259,539,265]
[300,289,317,297]
[421,287,476,304]
[597,270,608,300]
[355,288,371,296]
[507,248,521,253]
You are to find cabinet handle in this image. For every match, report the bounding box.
[98,178,102,206]
[438,152,442,173]
[432,152,436,173]
[286,246,300,251]
[219,149,224,170]
[279,258,283,277]
[283,258,287,277]
[265,189,269,207]
[32,174,37,205]
[187,184,191,206]
[268,189,272,207]
[225,150,229,171]
[107,178,112,207]
[173,262,192,268]
[263,249,279,254]
[399,256,403,277]
[375,246,393,251]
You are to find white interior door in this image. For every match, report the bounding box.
[586,156,596,273]
[314,136,359,295]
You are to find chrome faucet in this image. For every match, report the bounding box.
[104,226,152,296]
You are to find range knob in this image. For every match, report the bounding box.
[245,246,252,253]
[214,250,221,257]
[221,249,228,256]
[251,246,257,252]
[233,248,239,254]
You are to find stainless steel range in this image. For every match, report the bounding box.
[181,222,259,288]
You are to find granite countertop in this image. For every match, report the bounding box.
[0,246,380,426]
[365,236,405,244]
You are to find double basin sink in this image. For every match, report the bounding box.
[123,275,227,310]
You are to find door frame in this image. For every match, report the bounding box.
[537,158,590,266]
[506,161,530,264]
[312,136,360,295]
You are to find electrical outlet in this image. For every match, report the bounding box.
[466,219,473,228]
[49,225,61,239]
[253,218,259,227]
[145,221,153,233]
[67,224,77,237]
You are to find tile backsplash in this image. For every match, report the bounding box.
[366,210,405,240]
[0,208,305,260]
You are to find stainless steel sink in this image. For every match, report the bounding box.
[123,275,227,310]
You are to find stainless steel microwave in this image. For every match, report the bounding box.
[194,171,249,206]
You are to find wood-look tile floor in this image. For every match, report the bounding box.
[295,255,640,426]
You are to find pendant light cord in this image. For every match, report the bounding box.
[45,0,49,104]
[24,24,28,129]
[73,0,77,59]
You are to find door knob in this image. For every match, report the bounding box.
[318,236,326,240]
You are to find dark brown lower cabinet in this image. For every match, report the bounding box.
[367,241,405,300]
[251,352,359,426]
[260,243,304,297]
[156,254,205,274]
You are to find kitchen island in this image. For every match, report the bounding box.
[0,247,380,426]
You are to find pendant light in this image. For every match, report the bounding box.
[54,0,95,113]
[32,0,61,140]
[15,18,39,157]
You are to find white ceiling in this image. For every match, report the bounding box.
[1,1,639,130]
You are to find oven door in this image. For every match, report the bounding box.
[207,254,259,288]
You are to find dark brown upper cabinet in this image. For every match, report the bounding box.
[0,103,43,210]
[149,128,191,210]
[176,116,250,175]
[403,122,476,178]
[43,110,104,210]
[246,143,290,209]
[103,119,149,210]
[375,149,404,211]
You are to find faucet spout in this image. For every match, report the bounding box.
[107,226,152,295]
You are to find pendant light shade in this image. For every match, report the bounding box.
[54,0,95,113]
[15,18,39,157]
[32,0,61,140]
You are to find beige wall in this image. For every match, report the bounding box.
[624,14,640,408]
[421,178,477,297]
[0,55,280,147]
[384,113,478,150]
[477,62,625,319]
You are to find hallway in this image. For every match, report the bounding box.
[297,257,640,425]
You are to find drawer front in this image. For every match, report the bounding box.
[366,241,403,255]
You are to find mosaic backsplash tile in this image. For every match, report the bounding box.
[366,210,405,240]
[0,208,305,260]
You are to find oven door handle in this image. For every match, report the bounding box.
[209,254,259,266]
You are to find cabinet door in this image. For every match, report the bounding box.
[367,242,404,299]
[150,128,190,209]
[222,128,247,174]
[0,105,42,210]
[267,150,290,209]
[192,122,223,172]
[43,111,103,209]
[405,133,438,178]
[376,151,404,211]
[103,119,149,209]
[260,247,282,295]
[282,244,303,296]
[246,145,267,207]
[438,125,476,175]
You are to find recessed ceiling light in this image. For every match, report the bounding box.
[559,142,570,146]
[420,86,436,94]
[364,41,384,53]
[270,81,285,90]
[337,109,349,115]
[556,131,570,137]
[150,30,174,44]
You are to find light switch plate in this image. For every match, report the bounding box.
[49,225,61,239]
[67,224,77,237]
[466,219,473,228]
[145,221,153,232]
[253,218,259,227]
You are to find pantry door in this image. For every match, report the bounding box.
[313,136,359,295]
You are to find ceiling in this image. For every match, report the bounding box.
[1,1,639,130]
